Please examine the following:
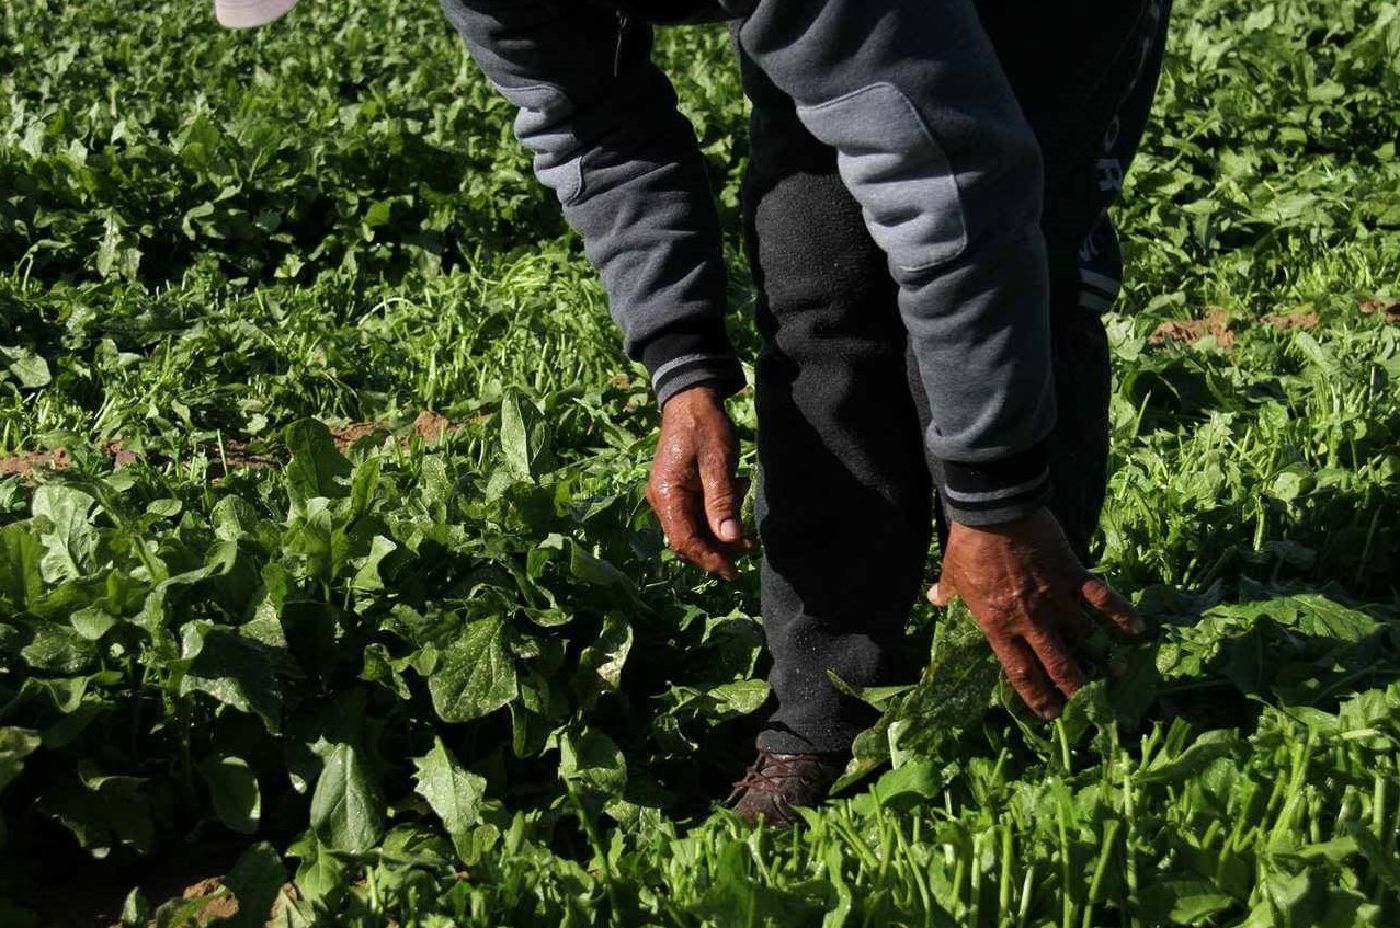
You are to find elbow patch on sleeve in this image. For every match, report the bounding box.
[495,81,585,205]
[796,82,968,277]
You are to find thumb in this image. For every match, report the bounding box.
[928,576,956,607]
[699,450,742,544]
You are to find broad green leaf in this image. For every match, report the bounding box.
[145,498,183,519]
[119,888,150,928]
[873,759,943,801]
[574,613,633,707]
[8,674,90,717]
[95,217,141,280]
[0,523,44,611]
[284,419,352,505]
[360,642,410,698]
[210,841,284,928]
[427,616,517,723]
[499,390,553,480]
[350,535,397,591]
[1263,867,1325,928]
[1346,822,1400,891]
[848,759,947,816]
[510,677,555,759]
[379,822,454,863]
[523,606,571,628]
[310,743,385,854]
[283,497,349,585]
[696,614,766,682]
[0,727,41,795]
[284,692,374,796]
[536,534,642,609]
[559,726,626,798]
[1139,879,1237,925]
[3,346,51,388]
[706,679,770,716]
[154,894,222,928]
[1172,890,1238,924]
[32,484,98,583]
[211,496,261,542]
[348,453,382,518]
[568,543,636,598]
[1280,595,1381,641]
[411,736,487,861]
[179,622,284,733]
[287,831,347,908]
[198,755,262,835]
[27,576,110,626]
[1055,678,1114,749]
[1137,730,1239,785]
[415,455,455,520]
[70,605,118,641]
[20,623,98,674]
[267,896,316,928]
[37,769,154,856]
[834,603,998,790]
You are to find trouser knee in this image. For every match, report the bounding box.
[744,169,898,353]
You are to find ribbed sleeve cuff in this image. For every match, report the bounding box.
[640,322,746,407]
[940,441,1051,527]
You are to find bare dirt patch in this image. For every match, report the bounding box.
[1263,308,1321,331]
[179,877,240,925]
[165,877,298,928]
[1149,308,1235,349]
[0,447,71,477]
[203,441,278,479]
[0,414,461,482]
[413,410,459,443]
[1360,298,1400,324]
[331,420,389,451]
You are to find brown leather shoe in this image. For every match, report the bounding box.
[726,750,847,827]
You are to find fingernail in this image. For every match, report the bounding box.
[718,519,740,543]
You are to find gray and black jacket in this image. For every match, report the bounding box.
[440,0,1056,523]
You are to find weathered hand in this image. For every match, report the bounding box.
[646,385,752,581]
[929,507,1144,719]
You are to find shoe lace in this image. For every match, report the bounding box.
[729,752,824,797]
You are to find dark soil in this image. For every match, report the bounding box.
[0,413,461,482]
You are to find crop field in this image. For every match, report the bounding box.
[2,0,1399,925]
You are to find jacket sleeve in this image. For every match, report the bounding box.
[737,0,1056,525]
[440,0,744,405]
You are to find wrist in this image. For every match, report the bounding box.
[949,505,1050,538]
[661,383,724,415]
[639,321,746,406]
[940,441,1051,527]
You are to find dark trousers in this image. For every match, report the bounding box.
[737,1,1172,754]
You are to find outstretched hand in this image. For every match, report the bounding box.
[646,386,753,581]
[929,507,1144,719]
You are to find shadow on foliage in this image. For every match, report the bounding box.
[1114,583,1400,737]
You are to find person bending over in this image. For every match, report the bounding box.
[217,0,1170,826]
